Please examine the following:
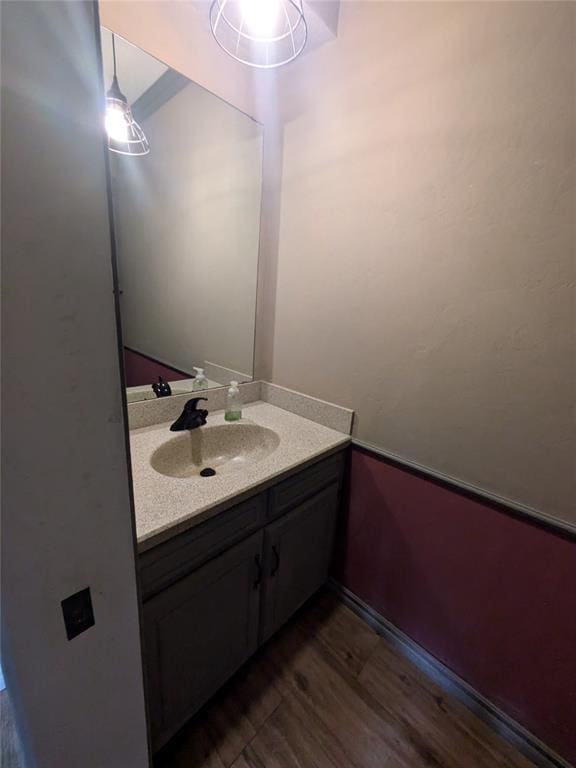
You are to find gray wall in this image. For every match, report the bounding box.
[269,1,576,524]
[1,2,149,766]
[112,80,262,379]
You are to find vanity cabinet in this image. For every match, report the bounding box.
[139,449,345,752]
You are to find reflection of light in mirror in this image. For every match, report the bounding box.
[105,103,130,142]
[105,29,262,402]
[239,0,280,37]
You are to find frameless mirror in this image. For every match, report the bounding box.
[100,29,263,403]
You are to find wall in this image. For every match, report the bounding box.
[112,79,262,379]
[337,447,576,764]
[1,3,149,766]
[269,4,575,761]
[271,1,576,525]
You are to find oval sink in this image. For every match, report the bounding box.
[150,423,280,479]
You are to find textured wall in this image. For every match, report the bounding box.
[1,3,148,766]
[338,448,576,764]
[272,1,575,524]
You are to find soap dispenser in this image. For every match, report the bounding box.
[193,367,207,390]
[225,381,242,421]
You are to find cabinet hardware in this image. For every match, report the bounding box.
[271,545,280,576]
[253,554,263,589]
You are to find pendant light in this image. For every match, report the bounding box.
[105,34,150,156]
[210,0,307,69]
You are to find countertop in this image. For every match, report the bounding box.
[130,401,350,552]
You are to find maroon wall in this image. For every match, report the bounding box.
[123,348,191,388]
[336,447,576,764]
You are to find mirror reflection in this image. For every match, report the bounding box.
[101,30,263,403]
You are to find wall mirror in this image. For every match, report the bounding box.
[100,29,263,403]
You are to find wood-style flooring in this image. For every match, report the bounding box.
[156,591,535,768]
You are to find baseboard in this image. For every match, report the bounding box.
[328,580,572,768]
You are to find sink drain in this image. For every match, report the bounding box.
[200,467,217,477]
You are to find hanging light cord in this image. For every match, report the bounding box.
[107,32,123,99]
[111,33,118,80]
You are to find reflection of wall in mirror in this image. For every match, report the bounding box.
[123,347,191,387]
[112,77,262,385]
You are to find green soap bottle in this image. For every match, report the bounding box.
[225,381,242,421]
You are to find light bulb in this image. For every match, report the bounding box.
[105,104,129,143]
[239,0,280,37]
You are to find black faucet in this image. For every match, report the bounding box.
[170,397,208,431]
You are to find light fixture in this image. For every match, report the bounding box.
[209,0,307,69]
[105,34,150,156]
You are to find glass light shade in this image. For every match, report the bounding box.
[209,0,307,69]
[105,96,149,156]
[105,100,130,143]
[105,72,150,157]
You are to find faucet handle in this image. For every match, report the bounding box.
[169,397,209,432]
[184,397,208,412]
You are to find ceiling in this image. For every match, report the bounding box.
[101,28,169,103]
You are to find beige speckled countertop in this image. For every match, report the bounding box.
[130,401,350,552]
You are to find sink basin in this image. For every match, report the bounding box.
[150,423,280,478]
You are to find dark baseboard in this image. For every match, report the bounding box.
[329,580,572,768]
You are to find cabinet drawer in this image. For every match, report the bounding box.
[268,451,344,521]
[140,493,266,600]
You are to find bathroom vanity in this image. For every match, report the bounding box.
[130,402,349,751]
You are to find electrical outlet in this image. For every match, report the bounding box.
[61,587,95,640]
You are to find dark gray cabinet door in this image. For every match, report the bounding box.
[143,530,263,751]
[261,483,339,642]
